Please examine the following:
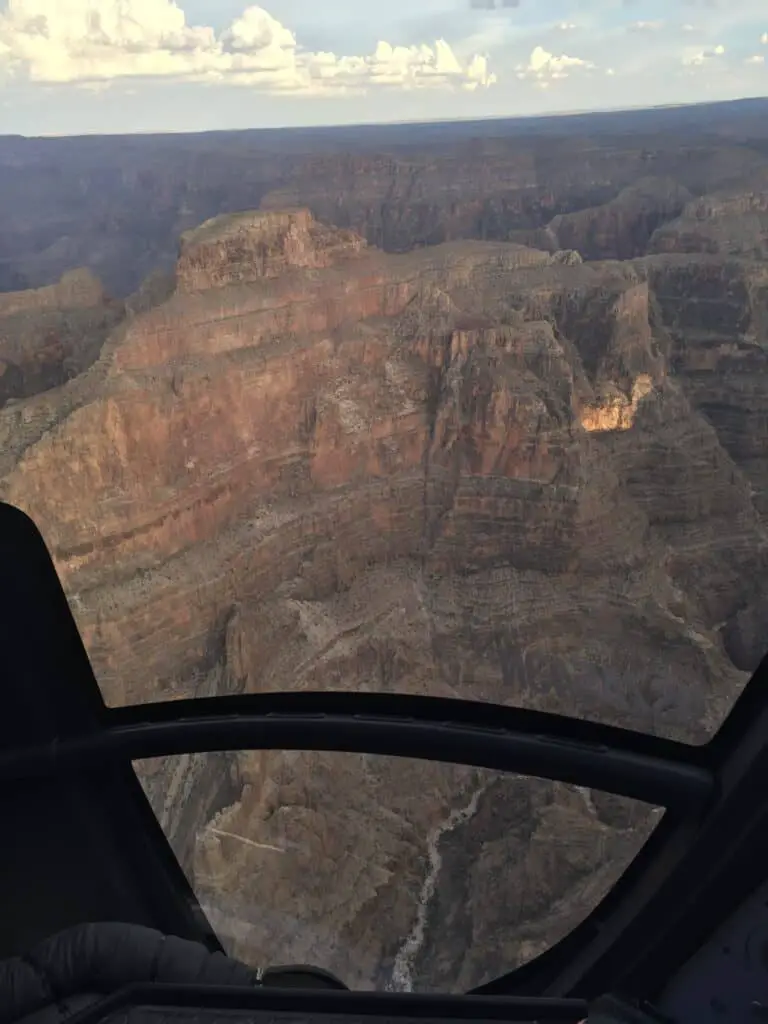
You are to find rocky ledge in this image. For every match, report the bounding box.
[176,208,366,292]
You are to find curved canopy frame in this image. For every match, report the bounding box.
[0,499,766,1010]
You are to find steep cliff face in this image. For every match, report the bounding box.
[650,183,768,260]
[0,269,122,408]
[638,253,768,665]
[548,178,693,261]
[258,144,761,258]
[1,208,765,990]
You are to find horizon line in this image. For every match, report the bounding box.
[2,93,767,142]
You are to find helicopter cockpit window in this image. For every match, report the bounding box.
[135,751,662,992]
[2,0,767,1003]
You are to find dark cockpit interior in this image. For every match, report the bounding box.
[0,498,766,1023]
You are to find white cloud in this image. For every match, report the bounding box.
[745,54,764,63]
[557,22,578,31]
[628,20,665,32]
[762,32,768,43]
[682,42,725,65]
[516,45,595,87]
[0,0,496,93]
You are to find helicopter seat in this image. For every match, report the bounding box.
[0,921,259,1024]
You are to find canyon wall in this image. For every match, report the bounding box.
[4,98,768,297]
[0,269,123,406]
[1,207,766,990]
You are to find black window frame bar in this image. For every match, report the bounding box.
[63,983,588,1024]
[0,691,714,811]
[0,498,765,1004]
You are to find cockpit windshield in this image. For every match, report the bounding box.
[1,0,767,996]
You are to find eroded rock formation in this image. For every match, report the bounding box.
[1,207,766,991]
[0,269,122,408]
[548,178,693,261]
[650,181,768,261]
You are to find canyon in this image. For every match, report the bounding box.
[4,98,768,298]
[2,99,768,992]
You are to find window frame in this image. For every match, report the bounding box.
[0,498,765,1003]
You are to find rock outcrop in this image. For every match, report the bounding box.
[1,207,766,991]
[650,182,768,260]
[0,269,122,407]
[176,209,365,293]
[548,178,693,261]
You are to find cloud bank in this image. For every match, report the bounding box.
[516,45,596,87]
[0,0,496,93]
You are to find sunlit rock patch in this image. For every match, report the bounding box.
[579,374,654,433]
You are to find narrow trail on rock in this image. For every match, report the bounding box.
[388,782,487,992]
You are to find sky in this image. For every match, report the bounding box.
[0,0,766,135]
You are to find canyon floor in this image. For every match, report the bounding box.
[2,104,768,990]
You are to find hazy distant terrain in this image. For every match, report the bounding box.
[3,97,768,297]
